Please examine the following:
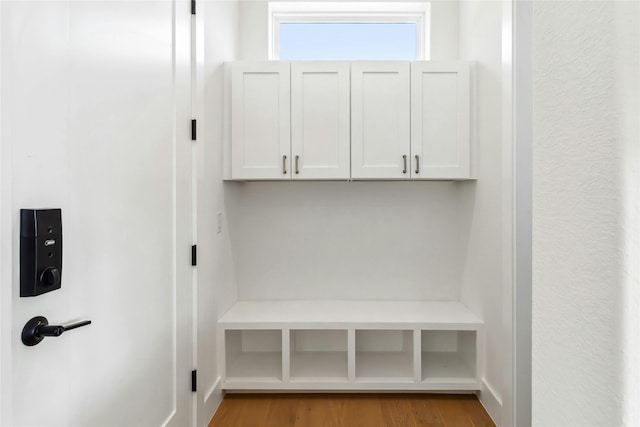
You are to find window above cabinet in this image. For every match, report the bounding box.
[279,23,418,61]
[268,2,431,61]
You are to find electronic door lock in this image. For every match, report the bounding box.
[20,209,63,297]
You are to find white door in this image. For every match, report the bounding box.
[410,62,471,179]
[291,62,351,180]
[0,1,193,426]
[351,62,411,179]
[231,62,291,180]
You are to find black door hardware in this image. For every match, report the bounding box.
[22,316,91,346]
[20,209,63,297]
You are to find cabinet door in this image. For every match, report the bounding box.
[351,62,410,179]
[291,62,350,180]
[231,62,291,180]
[411,62,471,179]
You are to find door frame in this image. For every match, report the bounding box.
[502,1,533,426]
[0,2,12,422]
[0,1,13,421]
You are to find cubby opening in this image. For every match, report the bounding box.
[421,330,476,382]
[225,330,282,381]
[356,330,413,381]
[290,329,348,381]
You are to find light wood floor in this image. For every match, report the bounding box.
[209,393,495,427]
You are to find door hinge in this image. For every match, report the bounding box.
[191,119,196,141]
[191,370,197,392]
[191,245,197,266]
[191,0,196,15]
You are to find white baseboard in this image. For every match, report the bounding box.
[478,378,502,425]
[205,377,222,403]
[201,377,223,427]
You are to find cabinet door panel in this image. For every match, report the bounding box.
[291,62,350,179]
[411,62,470,179]
[231,62,290,179]
[351,62,410,179]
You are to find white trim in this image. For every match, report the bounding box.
[190,5,198,427]
[202,377,223,427]
[190,3,200,427]
[205,377,222,404]
[479,378,503,425]
[161,410,178,427]
[0,1,13,422]
[268,2,430,60]
[501,1,533,425]
[502,1,533,425]
[0,0,3,417]
[512,1,533,426]
[501,0,515,425]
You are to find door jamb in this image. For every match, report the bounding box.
[0,0,13,421]
[505,1,533,425]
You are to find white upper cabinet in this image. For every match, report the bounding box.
[227,61,472,181]
[351,62,411,179]
[291,62,351,179]
[231,62,291,180]
[411,62,471,179]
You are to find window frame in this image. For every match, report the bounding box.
[268,2,431,61]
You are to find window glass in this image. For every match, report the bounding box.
[279,22,417,60]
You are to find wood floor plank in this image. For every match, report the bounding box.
[339,395,385,427]
[230,395,272,427]
[406,396,446,427]
[434,395,476,427]
[461,397,495,427]
[380,396,418,427]
[294,396,328,427]
[324,395,347,425]
[209,393,495,427]
[264,396,299,427]
[294,395,343,427]
[208,395,244,427]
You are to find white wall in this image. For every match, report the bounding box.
[239,1,268,60]
[226,181,464,300]
[430,1,459,60]
[532,1,639,425]
[457,1,504,422]
[199,1,240,425]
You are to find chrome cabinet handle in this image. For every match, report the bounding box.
[415,155,420,174]
[282,155,287,175]
[295,155,300,174]
[402,155,407,174]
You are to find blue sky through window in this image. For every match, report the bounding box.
[279,23,417,60]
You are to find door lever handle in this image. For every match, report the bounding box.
[22,316,91,346]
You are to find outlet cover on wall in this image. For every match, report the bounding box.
[217,212,222,234]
